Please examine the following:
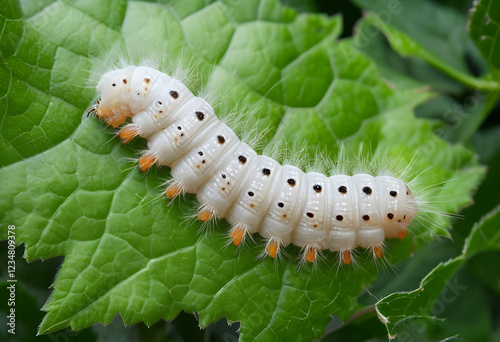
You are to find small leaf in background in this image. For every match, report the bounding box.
[352,0,489,85]
[376,205,500,340]
[470,0,500,73]
[351,0,500,145]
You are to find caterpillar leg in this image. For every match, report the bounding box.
[104,113,127,128]
[342,249,352,265]
[166,182,184,199]
[372,244,384,259]
[139,153,158,172]
[88,100,127,128]
[303,243,320,263]
[198,211,212,221]
[86,100,100,117]
[198,207,216,222]
[93,106,111,119]
[265,238,280,258]
[120,124,139,143]
[229,224,248,246]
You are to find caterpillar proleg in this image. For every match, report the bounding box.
[89,65,419,265]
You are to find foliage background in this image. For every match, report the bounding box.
[1,0,500,341]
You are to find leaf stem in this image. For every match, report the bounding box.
[421,49,500,92]
[366,13,500,92]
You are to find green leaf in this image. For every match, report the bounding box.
[0,0,484,341]
[351,0,500,144]
[355,14,498,93]
[352,0,479,73]
[470,0,500,73]
[352,0,497,91]
[463,204,500,257]
[376,205,500,339]
[376,258,463,339]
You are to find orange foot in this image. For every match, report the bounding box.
[373,245,383,259]
[265,240,279,258]
[120,125,139,143]
[139,153,157,172]
[305,245,317,263]
[166,184,182,199]
[342,250,351,265]
[230,226,246,246]
[198,209,213,222]
[104,113,127,128]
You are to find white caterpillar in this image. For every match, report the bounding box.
[88,65,418,265]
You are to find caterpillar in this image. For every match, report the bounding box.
[88,65,418,265]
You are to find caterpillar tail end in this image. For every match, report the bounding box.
[139,153,157,172]
[120,125,139,143]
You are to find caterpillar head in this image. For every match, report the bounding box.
[96,66,135,119]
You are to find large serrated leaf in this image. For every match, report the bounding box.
[0,0,484,341]
[376,205,500,340]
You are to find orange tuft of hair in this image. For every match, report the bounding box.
[198,210,213,222]
[265,240,279,258]
[306,246,316,263]
[230,226,246,246]
[120,125,138,143]
[343,250,351,265]
[105,114,127,127]
[166,184,182,199]
[139,154,157,172]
